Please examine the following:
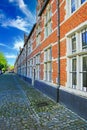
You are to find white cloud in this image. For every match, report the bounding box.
[13,37,24,51]
[6,54,16,59]
[0,38,24,52]
[1,16,31,32]
[9,0,35,23]
[18,0,35,21]
[0,0,36,32]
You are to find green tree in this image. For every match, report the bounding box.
[8,65,14,71]
[0,52,8,72]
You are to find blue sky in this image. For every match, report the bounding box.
[0,0,37,65]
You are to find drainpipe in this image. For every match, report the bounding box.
[56,0,60,102]
[26,45,28,77]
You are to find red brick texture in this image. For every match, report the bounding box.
[15,0,87,88]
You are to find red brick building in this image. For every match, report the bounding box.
[14,0,87,119]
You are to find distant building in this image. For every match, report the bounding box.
[14,0,87,120]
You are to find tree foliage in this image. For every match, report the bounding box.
[8,65,14,71]
[0,52,8,71]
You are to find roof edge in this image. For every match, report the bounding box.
[24,23,36,47]
[38,0,50,16]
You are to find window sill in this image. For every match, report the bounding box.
[67,50,87,57]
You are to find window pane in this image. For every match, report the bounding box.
[72,58,76,71]
[44,63,47,80]
[83,57,87,71]
[83,57,87,87]
[46,25,48,37]
[48,48,52,61]
[34,57,36,65]
[45,71,47,80]
[47,62,51,82]
[48,21,52,35]
[72,72,77,86]
[44,51,47,62]
[71,0,75,13]
[46,14,48,23]
[44,64,47,71]
[72,35,76,52]
[82,32,86,46]
[47,62,51,71]
[82,29,87,48]
[49,9,52,18]
[81,0,86,4]
[83,73,87,87]
[72,58,77,87]
[48,71,51,82]
[86,31,87,45]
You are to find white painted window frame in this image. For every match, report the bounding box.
[44,47,52,82]
[36,24,41,46]
[36,54,40,80]
[67,24,87,92]
[44,4,52,39]
[66,0,87,18]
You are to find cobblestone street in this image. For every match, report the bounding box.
[0,73,87,130]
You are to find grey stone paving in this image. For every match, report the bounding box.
[0,73,87,130]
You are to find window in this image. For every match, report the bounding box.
[28,39,32,54]
[29,59,33,78]
[48,48,52,61]
[71,0,76,13]
[44,63,47,80]
[83,56,87,88]
[44,48,52,62]
[44,47,52,82]
[67,27,87,92]
[33,57,36,66]
[44,5,52,38]
[72,58,77,88]
[71,34,76,53]
[47,62,52,82]
[36,35,40,46]
[44,50,47,62]
[66,0,87,17]
[81,0,86,4]
[36,25,41,46]
[82,28,87,49]
[36,54,40,80]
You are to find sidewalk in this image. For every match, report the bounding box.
[0,73,87,130]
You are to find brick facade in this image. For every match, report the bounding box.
[14,0,87,100]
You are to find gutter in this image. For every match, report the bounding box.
[38,0,50,16]
[26,44,28,77]
[56,0,60,102]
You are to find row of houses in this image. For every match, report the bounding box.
[14,0,87,120]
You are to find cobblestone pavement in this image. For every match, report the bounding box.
[0,73,87,130]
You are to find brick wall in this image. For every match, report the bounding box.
[59,1,87,87]
[15,0,87,88]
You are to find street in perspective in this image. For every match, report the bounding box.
[0,0,87,129]
[0,73,87,130]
